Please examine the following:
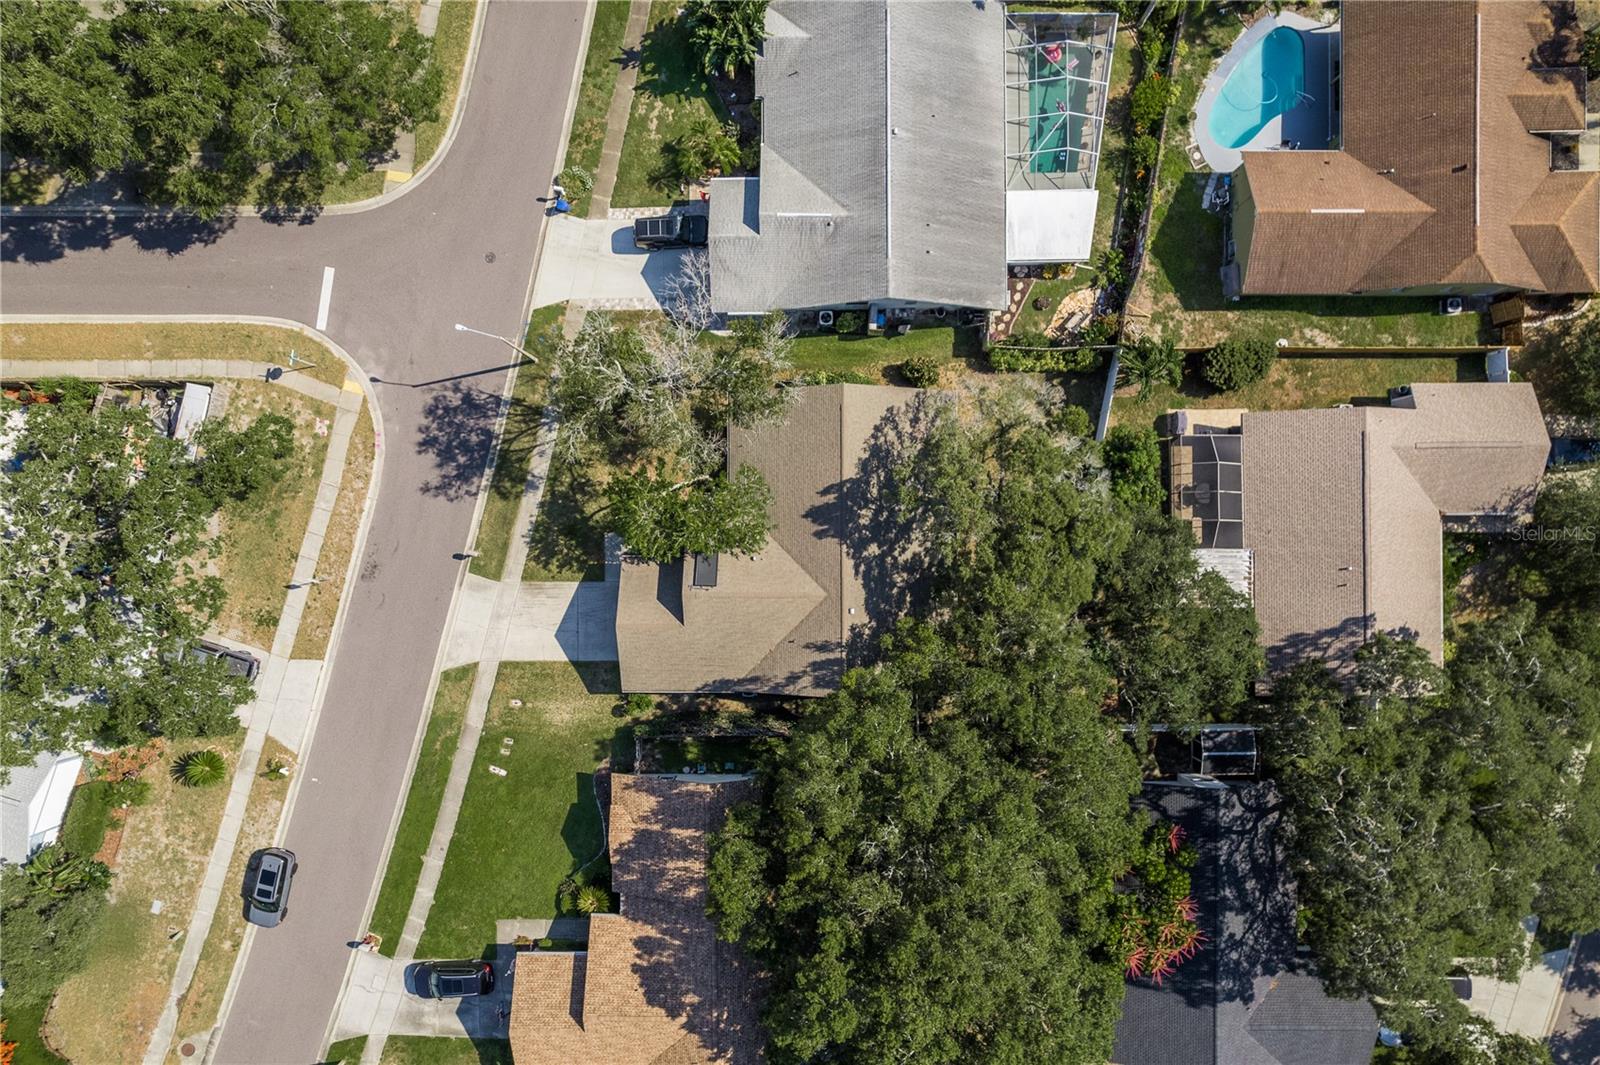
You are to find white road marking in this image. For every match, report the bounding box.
[315,266,335,331]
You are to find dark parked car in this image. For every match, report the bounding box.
[244,847,296,928]
[632,212,708,250]
[191,639,261,681]
[417,960,496,999]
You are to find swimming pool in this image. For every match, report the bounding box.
[1208,27,1305,149]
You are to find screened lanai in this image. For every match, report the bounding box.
[1004,10,1117,193]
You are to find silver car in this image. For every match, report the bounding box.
[244,848,297,928]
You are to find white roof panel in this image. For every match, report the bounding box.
[1006,188,1099,263]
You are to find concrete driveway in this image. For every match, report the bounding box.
[530,214,692,310]
[336,948,515,1041]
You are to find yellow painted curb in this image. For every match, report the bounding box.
[382,169,413,184]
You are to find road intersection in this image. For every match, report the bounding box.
[0,3,588,1060]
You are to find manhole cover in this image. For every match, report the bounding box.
[180,1043,197,1058]
[484,251,497,263]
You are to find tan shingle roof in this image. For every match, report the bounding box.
[1241,384,1548,676]
[1236,1,1597,296]
[615,385,925,697]
[509,776,765,1065]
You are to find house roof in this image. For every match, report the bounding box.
[615,384,927,697]
[0,749,81,865]
[1235,1,1597,296]
[708,0,1009,313]
[1240,383,1548,675]
[1111,782,1378,1065]
[508,775,765,1065]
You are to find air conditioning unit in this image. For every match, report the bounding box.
[817,309,835,328]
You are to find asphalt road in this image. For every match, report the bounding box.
[0,3,587,1060]
[1551,931,1600,1065]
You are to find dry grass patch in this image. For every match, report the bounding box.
[43,736,245,1065]
[166,740,295,1062]
[293,403,377,658]
[209,383,335,649]
[1,322,349,388]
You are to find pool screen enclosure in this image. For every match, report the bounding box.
[1005,11,1118,192]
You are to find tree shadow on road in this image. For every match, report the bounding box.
[416,373,546,503]
[1,209,238,262]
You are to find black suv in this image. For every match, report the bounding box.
[417,960,496,998]
[632,212,708,250]
[191,640,261,681]
[244,848,297,928]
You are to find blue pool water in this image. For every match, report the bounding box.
[1208,27,1306,149]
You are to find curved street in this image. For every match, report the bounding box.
[0,3,588,1060]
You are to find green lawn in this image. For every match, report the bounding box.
[380,1037,512,1065]
[469,304,566,581]
[1012,277,1086,336]
[1111,352,1487,430]
[1129,8,1486,350]
[367,665,476,957]
[521,447,610,583]
[412,0,481,172]
[60,781,117,857]
[611,2,731,208]
[415,662,628,959]
[564,0,632,217]
[2,998,66,1064]
[786,326,986,383]
[324,1036,368,1065]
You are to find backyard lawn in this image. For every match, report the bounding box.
[786,326,986,383]
[42,737,245,1065]
[611,2,731,208]
[1127,7,1486,350]
[563,0,632,217]
[365,665,477,957]
[210,382,336,649]
[167,740,295,1061]
[1110,351,1487,430]
[469,303,566,581]
[415,662,629,960]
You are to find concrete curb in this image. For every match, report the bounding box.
[0,0,486,222]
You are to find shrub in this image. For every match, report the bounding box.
[1130,74,1171,133]
[1052,404,1094,438]
[625,693,655,716]
[557,164,594,197]
[1584,25,1599,77]
[900,353,941,388]
[1082,314,1121,347]
[1201,336,1277,392]
[1000,329,1053,350]
[989,346,1100,374]
[1102,425,1164,511]
[833,310,867,334]
[1092,248,1127,291]
[175,748,228,788]
[684,0,767,80]
[667,117,741,186]
[1130,133,1159,174]
[1139,31,1164,73]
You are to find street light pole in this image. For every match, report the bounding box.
[454,322,536,363]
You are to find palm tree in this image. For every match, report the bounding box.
[575,884,612,915]
[685,0,768,80]
[175,748,228,787]
[671,117,741,185]
[1119,334,1182,397]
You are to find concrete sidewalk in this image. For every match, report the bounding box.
[1463,916,1577,1039]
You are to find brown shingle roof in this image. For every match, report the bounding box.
[615,385,925,697]
[1235,1,1598,296]
[1241,384,1548,676]
[509,776,765,1065]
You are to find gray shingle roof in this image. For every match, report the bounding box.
[1112,782,1379,1065]
[709,1,1008,313]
